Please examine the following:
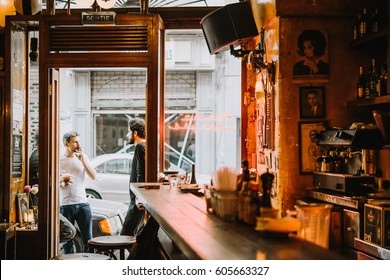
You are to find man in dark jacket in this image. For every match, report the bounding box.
[121,118,146,236]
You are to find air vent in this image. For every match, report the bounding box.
[49,25,149,53]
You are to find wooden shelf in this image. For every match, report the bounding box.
[346,95,390,108]
[349,29,388,49]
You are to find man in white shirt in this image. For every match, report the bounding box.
[59,131,96,253]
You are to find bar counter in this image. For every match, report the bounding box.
[130,183,345,260]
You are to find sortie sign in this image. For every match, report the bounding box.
[81,12,116,25]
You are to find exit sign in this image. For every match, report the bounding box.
[82,12,116,25]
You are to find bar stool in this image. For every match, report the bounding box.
[88,235,136,260]
[52,253,111,260]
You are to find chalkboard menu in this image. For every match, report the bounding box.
[12,135,22,178]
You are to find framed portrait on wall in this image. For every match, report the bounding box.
[298,121,328,174]
[299,86,326,119]
[292,29,329,81]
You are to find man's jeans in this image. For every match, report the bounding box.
[60,203,92,253]
[121,189,145,236]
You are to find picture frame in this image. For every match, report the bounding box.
[16,192,29,225]
[292,29,329,81]
[298,121,328,175]
[299,86,326,119]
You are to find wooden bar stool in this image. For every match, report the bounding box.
[88,235,136,260]
[52,253,111,260]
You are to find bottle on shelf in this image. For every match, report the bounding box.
[359,8,368,38]
[380,63,388,96]
[367,58,380,98]
[353,14,361,40]
[370,8,379,33]
[357,66,365,99]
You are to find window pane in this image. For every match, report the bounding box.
[165,30,242,181]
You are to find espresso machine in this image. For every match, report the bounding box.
[307,128,385,258]
[313,128,384,196]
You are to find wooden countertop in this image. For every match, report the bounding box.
[131,183,345,260]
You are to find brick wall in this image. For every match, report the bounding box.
[91,70,196,109]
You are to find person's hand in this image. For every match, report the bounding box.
[60,173,73,187]
[74,147,83,161]
[303,57,319,74]
[135,197,145,210]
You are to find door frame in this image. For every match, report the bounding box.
[38,13,165,259]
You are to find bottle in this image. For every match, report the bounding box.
[353,14,361,40]
[380,63,388,96]
[190,164,197,184]
[238,160,250,221]
[359,8,368,38]
[357,66,365,99]
[368,58,379,97]
[243,183,253,224]
[246,182,259,225]
[316,156,323,172]
[260,169,274,208]
[371,8,379,33]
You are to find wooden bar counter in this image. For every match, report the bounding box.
[131,183,345,260]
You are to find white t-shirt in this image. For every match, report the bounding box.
[59,154,89,206]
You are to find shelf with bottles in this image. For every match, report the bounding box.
[349,6,388,49]
[346,94,390,108]
[349,29,388,49]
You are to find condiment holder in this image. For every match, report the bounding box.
[210,189,237,221]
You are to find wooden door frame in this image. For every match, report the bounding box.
[38,13,164,259]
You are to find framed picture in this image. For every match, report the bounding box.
[299,86,326,119]
[17,192,29,225]
[298,121,328,175]
[292,29,329,81]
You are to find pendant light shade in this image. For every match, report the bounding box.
[14,0,42,15]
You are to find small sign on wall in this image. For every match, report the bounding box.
[82,12,116,25]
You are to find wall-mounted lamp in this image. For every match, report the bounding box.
[230,28,275,84]
[29,37,38,62]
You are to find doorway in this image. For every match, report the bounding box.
[35,13,163,259]
[6,11,242,259]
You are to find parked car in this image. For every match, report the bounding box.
[115,143,194,172]
[85,152,211,204]
[69,198,128,253]
[85,153,186,204]
[85,153,132,204]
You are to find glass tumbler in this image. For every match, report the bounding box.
[169,174,180,189]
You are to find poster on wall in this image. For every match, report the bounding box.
[12,89,24,135]
[12,135,23,178]
[298,121,328,174]
[292,29,329,82]
[299,86,326,119]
